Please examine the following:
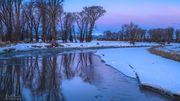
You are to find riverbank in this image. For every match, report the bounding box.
[0,41,159,54]
[95,47,180,100]
[149,45,180,62]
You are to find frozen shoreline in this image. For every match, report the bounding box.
[0,41,159,54]
[95,47,180,100]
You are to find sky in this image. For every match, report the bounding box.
[64,0,180,34]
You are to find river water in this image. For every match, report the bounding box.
[0,50,171,101]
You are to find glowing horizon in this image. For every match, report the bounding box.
[64,0,180,33]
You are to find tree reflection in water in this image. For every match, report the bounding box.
[0,52,94,101]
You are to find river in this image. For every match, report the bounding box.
[0,50,171,101]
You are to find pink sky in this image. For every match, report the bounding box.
[64,0,180,33]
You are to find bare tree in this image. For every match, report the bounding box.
[14,0,23,42]
[103,30,113,40]
[58,9,65,41]
[72,25,77,42]
[23,2,34,42]
[167,27,174,44]
[83,6,106,42]
[0,0,14,42]
[75,12,86,42]
[21,6,28,41]
[32,8,41,42]
[121,22,139,44]
[136,28,146,42]
[61,12,75,42]
[36,0,49,42]
[0,12,3,41]
[1,0,108,43]
[48,0,63,42]
[21,1,41,42]
[148,28,174,43]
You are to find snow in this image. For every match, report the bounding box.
[0,41,158,54]
[61,41,158,48]
[0,43,50,53]
[95,47,180,95]
[156,44,180,55]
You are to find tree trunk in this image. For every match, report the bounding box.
[42,11,47,42]
[35,29,39,42]
[87,23,95,42]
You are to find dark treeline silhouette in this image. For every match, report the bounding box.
[176,29,180,43]
[99,22,180,44]
[0,0,106,43]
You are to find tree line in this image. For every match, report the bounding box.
[0,0,106,43]
[99,22,180,44]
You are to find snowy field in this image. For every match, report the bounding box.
[96,47,180,96]
[0,41,158,54]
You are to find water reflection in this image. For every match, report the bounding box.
[0,51,170,101]
[0,52,95,101]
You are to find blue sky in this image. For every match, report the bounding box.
[64,0,180,34]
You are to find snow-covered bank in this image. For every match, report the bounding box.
[149,44,180,62]
[156,44,180,55]
[0,41,158,54]
[95,48,180,98]
[0,43,50,53]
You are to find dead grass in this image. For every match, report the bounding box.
[0,41,11,47]
[149,47,180,62]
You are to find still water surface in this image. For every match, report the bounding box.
[0,50,170,101]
